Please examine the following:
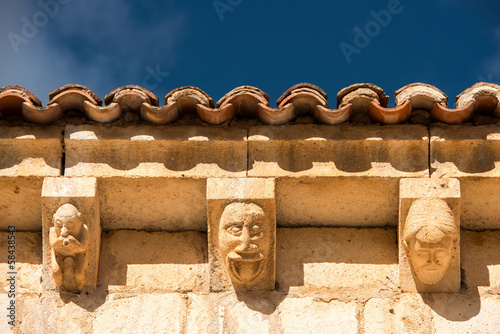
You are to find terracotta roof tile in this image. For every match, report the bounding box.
[369,100,412,124]
[0,85,41,117]
[337,83,389,109]
[141,86,215,124]
[395,83,447,110]
[1,82,499,125]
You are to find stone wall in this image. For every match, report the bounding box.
[1,122,499,333]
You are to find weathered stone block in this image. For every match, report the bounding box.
[276,177,400,227]
[431,124,500,178]
[276,228,398,297]
[430,294,500,333]
[0,126,62,178]
[278,297,358,334]
[0,126,62,230]
[94,293,186,334]
[461,231,500,294]
[98,230,208,293]
[65,124,247,178]
[0,232,42,293]
[249,124,429,178]
[187,292,277,334]
[15,292,94,334]
[98,177,207,231]
[207,178,276,291]
[431,125,500,229]
[42,177,100,293]
[363,295,431,334]
[399,178,461,293]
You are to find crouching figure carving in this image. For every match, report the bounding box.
[402,198,459,288]
[49,203,89,293]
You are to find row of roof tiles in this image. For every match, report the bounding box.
[0,82,499,125]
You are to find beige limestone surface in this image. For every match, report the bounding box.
[0,126,62,177]
[461,230,500,295]
[276,228,398,298]
[431,124,500,229]
[278,297,358,334]
[98,230,208,293]
[2,121,500,333]
[98,177,207,231]
[0,178,45,230]
[65,124,247,178]
[0,232,42,293]
[276,177,400,227]
[248,124,429,178]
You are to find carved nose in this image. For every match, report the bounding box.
[235,228,256,253]
[432,253,440,265]
[60,226,70,237]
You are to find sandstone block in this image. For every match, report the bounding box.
[276,177,400,227]
[64,124,247,178]
[431,125,500,229]
[399,178,461,293]
[187,292,276,334]
[276,228,398,297]
[430,294,500,333]
[0,126,62,230]
[363,294,431,334]
[98,177,207,231]
[98,230,208,293]
[248,124,428,178]
[207,178,276,291]
[94,293,186,334]
[461,231,500,294]
[278,297,358,334]
[0,126,62,178]
[42,177,100,293]
[15,292,94,334]
[0,232,42,293]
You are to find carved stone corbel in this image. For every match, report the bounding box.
[207,178,276,291]
[399,178,461,293]
[42,177,100,293]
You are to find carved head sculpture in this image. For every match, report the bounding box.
[219,202,269,285]
[53,203,84,242]
[403,198,459,285]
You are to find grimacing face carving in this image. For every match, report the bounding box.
[403,198,458,285]
[219,202,268,285]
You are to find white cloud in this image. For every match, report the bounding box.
[0,0,186,103]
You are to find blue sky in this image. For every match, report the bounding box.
[1,0,499,106]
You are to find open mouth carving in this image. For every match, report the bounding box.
[226,252,265,284]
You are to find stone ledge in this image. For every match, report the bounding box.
[249,124,429,178]
[64,124,247,178]
[0,126,62,178]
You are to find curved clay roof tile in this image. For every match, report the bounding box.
[395,83,447,111]
[48,84,102,114]
[0,85,41,117]
[141,86,214,124]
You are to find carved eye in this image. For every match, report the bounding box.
[433,249,450,261]
[415,251,430,258]
[226,224,243,235]
[250,224,262,235]
[55,220,63,228]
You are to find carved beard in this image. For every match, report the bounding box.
[225,252,265,284]
[413,266,447,285]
